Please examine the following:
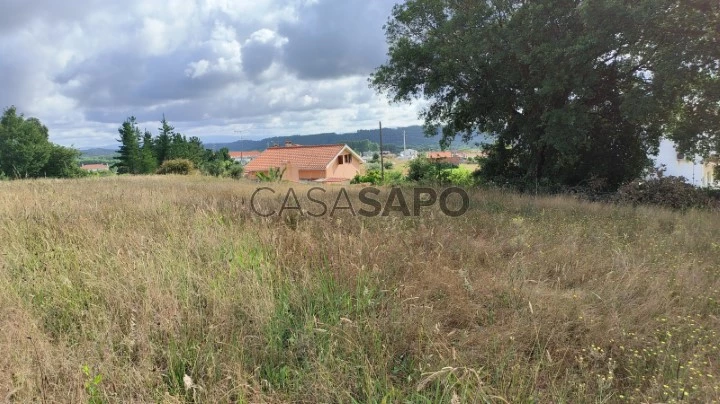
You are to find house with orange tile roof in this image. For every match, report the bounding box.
[244,141,364,182]
[80,163,110,172]
[427,151,462,165]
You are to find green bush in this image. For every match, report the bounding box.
[407,157,459,184]
[444,167,474,186]
[256,167,286,182]
[351,170,383,185]
[227,164,244,179]
[156,159,196,175]
[351,170,404,186]
[202,160,224,177]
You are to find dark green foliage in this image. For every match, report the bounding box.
[168,134,206,167]
[372,0,720,191]
[154,115,174,165]
[0,106,83,179]
[156,159,196,175]
[115,117,142,174]
[44,144,86,178]
[0,106,52,178]
[139,130,158,174]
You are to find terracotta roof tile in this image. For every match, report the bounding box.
[81,164,110,170]
[244,144,347,172]
[428,151,453,159]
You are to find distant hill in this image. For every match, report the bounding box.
[206,126,491,151]
[80,126,491,156]
[80,148,118,157]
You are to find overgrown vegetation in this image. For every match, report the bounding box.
[0,176,718,402]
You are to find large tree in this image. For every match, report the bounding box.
[372,0,720,190]
[44,144,85,178]
[139,130,158,174]
[0,106,52,178]
[0,106,85,179]
[154,114,174,165]
[115,117,142,174]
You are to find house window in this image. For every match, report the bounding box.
[344,154,352,163]
[338,156,344,165]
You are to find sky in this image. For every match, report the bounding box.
[0,0,424,148]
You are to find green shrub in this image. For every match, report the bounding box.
[227,164,244,179]
[351,170,382,185]
[256,167,286,182]
[351,169,404,186]
[444,167,474,187]
[201,160,224,177]
[156,159,195,175]
[406,156,458,184]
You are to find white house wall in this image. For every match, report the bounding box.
[653,139,715,187]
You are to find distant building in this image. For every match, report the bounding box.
[229,151,261,165]
[80,163,110,172]
[398,149,418,160]
[244,142,365,183]
[653,139,718,187]
[427,151,462,165]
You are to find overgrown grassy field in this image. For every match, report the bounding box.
[1,176,719,403]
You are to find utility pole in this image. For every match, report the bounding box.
[403,130,406,152]
[379,121,385,182]
[234,129,245,164]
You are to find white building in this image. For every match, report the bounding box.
[653,139,717,187]
[398,149,418,160]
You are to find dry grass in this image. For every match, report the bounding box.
[0,175,719,403]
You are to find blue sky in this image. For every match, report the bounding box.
[0,0,423,148]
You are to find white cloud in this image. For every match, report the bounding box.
[0,0,425,149]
